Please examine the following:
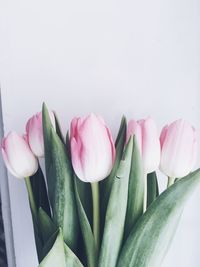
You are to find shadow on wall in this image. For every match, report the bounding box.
[0,90,15,267]
[0,194,7,267]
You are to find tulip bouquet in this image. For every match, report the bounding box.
[1,103,199,267]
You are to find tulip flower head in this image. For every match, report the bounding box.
[26,111,55,157]
[127,118,160,174]
[70,114,116,182]
[1,131,38,178]
[160,119,197,178]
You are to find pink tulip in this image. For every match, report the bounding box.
[127,118,160,174]
[70,114,116,182]
[160,119,197,178]
[1,132,38,178]
[26,111,55,157]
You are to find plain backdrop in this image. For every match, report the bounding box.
[0,0,200,266]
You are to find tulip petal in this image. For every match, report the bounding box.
[160,120,196,178]
[127,120,142,152]
[80,114,114,181]
[26,114,44,157]
[70,117,79,141]
[160,125,168,149]
[26,111,55,157]
[140,118,160,174]
[2,132,38,178]
[1,147,21,178]
[71,137,85,181]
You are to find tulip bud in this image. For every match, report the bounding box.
[26,111,55,157]
[127,118,160,174]
[70,114,116,182]
[1,132,38,178]
[160,119,197,178]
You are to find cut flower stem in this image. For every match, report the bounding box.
[143,173,147,212]
[167,177,175,188]
[91,181,100,253]
[25,176,38,220]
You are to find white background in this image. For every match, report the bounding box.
[0,0,200,266]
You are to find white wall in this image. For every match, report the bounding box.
[0,0,200,266]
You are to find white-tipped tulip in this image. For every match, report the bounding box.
[1,132,38,178]
[127,118,160,174]
[70,114,116,182]
[160,119,197,178]
[26,111,55,157]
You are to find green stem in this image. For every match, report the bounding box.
[25,176,38,220]
[143,173,147,213]
[167,177,175,188]
[91,182,100,253]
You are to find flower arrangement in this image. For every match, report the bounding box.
[1,103,199,267]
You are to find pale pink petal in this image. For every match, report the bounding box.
[127,120,142,153]
[1,148,21,178]
[70,117,79,140]
[2,132,38,178]
[105,126,116,164]
[140,118,160,173]
[80,114,113,180]
[160,119,197,178]
[70,137,85,181]
[160,124,168,149]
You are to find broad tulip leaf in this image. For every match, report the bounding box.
[42,103,78,251]
[74,176,93,265]
[41,230,59,261]
[100,116,127,232]
[64,243,84,267]
[117,169,200,267]
[30,166,51,217]
[147,171,159,207]
[38,208,57,244]
[124,136,144,240]
[54,112,65,144]
[39,230,66,267]
[75,176,93,226]
[40,228,83,267]
[98,137,133,267]
[74,177,97,267]
[30,211,43,262]
[65,131,71,156]
[26,176,43,261]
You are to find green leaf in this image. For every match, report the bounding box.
[40,228,84,267]
[100,116,127,234]
[115,116,127,147]
[38,208,57,244]
[30,166,51,217]
[117,169,200,267]
[42,103,78,251]
[147,171,159,207]
[54,111,65,144]
[39,230,66,267]
[41,230,59,261]
[74,177,97,267]
[65,131,71,156]
[64,243,84,267]
[124,136,144,240]
[25,176,43,262]
[73,176,93,265]
[31,215,43,262]
[98,137,133,267]
[75,176,93,226]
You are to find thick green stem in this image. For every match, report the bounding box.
[91,182,100,253]
[25,177,38,220]
[167,177,175,188]
[143,173,147,212]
